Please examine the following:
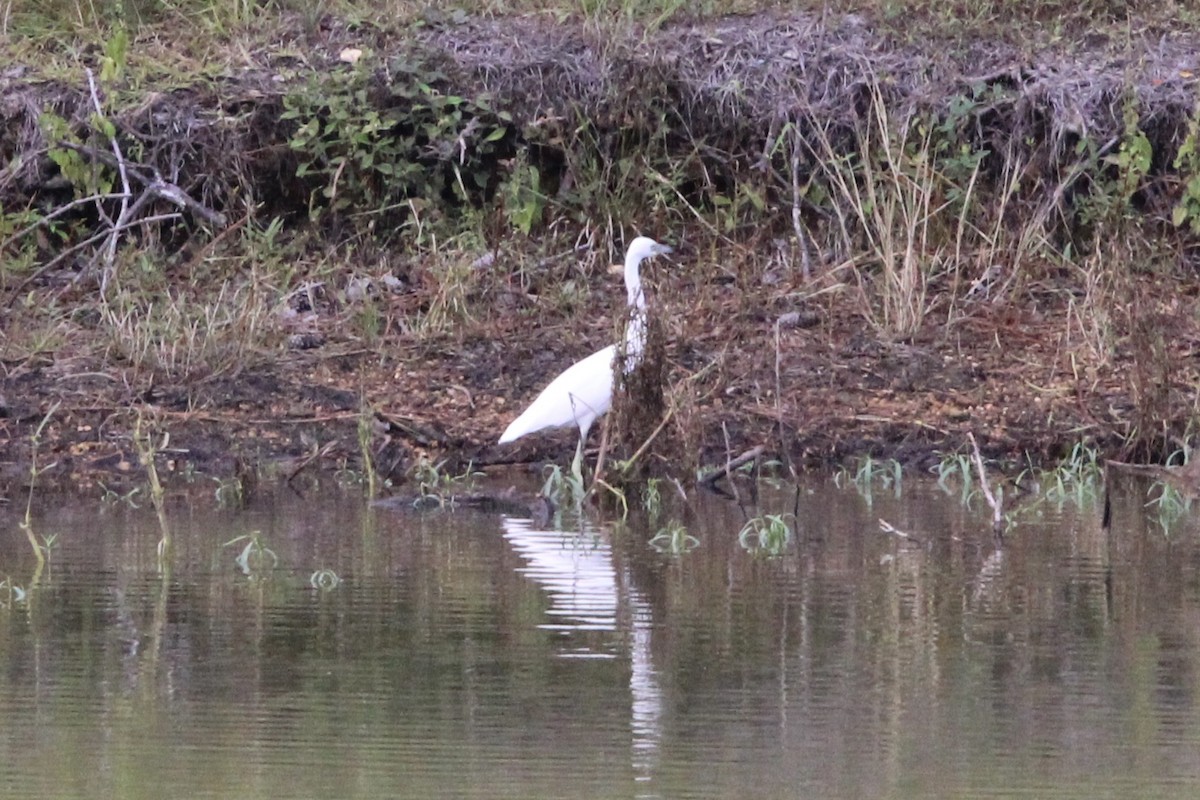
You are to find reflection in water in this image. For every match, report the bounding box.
[3,476,1200,798]
[500,516,662,787]
[500,518,619,645]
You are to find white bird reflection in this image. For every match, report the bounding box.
[501,517,619,643]
[500,516,662,787]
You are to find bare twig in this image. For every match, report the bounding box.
[7,68,226,304]
[285,441,339,485]
[774,315,792,478]
[55,140,226,226]
[589,414,612,495]
[0,192,130,252]
[718,421,743,506]
[968,432,1004,533]
[85,67,131,287]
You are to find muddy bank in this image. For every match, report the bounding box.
[4,264,1193,494]
[3,9,1200,494]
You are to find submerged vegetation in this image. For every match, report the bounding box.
[4,0,1200,497]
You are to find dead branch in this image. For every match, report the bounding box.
[55,140,226,227]
[699,444,766,487]
[968,432,1004,534]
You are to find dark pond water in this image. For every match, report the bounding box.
[2,473,1200,798]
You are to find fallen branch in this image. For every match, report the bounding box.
[55,139,226,227]
[699,444,766,487]
[719,421,743,506]
[5,69,227,306]
[285,440,339,485]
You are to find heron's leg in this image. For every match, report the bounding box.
[570,437,586,500]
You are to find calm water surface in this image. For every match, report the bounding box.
[2,475,1200,799]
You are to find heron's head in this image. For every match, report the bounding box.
[627,236,674,264]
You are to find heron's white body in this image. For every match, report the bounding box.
[498,343,616,444]
[498,236,671,448]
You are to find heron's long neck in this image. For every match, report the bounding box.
[621,252,648,368]
[624,252,646,311]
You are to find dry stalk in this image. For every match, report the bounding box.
[719,420,743,507]
[968,431,1004,534]
[133,415,173,566]
[806,77,937,338]
[20,400,60,571]
[788,127,814,281]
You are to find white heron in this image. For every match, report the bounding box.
[498,236,674,476]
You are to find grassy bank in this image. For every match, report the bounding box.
[3,0,1200,491]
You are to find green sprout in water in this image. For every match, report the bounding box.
[1146,482,1192,537]
[212,475,244,508]
[649,519,699,554]
[0,578,27,609]
[223,531,279,576]
[411,456,482,509]
[935,452,974,496]
[738,513,794,557]
[642,478,663,520]
[1042,441,1102,506]
[310,569,341,590]
[835,455,902,492]
[99,482,143,507]
[36,533,59,562]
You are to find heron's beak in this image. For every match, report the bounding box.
[656,243,674,255]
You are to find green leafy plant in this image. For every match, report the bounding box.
[541,463,586,509]
[1173,99,1200,234]
[282,54,511,228]
[1106,95,1153,208]
[1041,441,1102,505]
[641,477,663,519]
[502,152,546,234]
